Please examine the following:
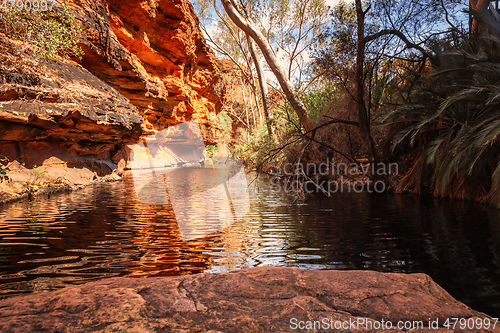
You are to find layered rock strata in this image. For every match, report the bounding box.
[71,0,222,143]
[0,0,222,170]
[0,34,142,170]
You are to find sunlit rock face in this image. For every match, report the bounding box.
[72,0,223,144]
[0,34,142,169]
[0,0,222,174]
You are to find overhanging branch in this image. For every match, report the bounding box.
[364,29,428,55]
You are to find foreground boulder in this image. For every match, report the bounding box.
[0,267,496,332]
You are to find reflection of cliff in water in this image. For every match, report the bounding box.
[129,120,250,241]
[132,159,249,242]
[0,178,220,299]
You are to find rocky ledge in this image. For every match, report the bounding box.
[0,160,122,203]
[1,0,223,175]
[0,267,496,332]
[71,0,223,142]
[0,33,143,168]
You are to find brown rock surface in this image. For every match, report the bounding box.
[0,161,121,203]
[0,33,142,169]
[71,0,223,143]
[0,267,496,332]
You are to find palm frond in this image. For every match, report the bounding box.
[385,33,500,207]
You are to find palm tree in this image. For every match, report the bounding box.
[385,35,500,208]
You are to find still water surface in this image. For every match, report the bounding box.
[0,170,499,316]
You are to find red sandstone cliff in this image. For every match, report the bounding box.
[0,0,223,202]
[71,0,223,143]
[0,34,143,169]
[0,0,223,171]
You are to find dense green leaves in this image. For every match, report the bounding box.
[0,1,83,62]
[386,36,500,207]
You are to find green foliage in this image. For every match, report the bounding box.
[0,164,10,183]
[300,83,365,159]
[217,110,233,143]
[385,36,500,207]
[205,145,218,158]
[203,110,233,159]
[253,0,328,84]
[312,0,466,117]
[232,89,330,171]
[232,102,293,169]
[234,123,275,169]
[301,84,340,121]
[27,165,48,193]
[233,82,366,173]
[0,1,83,62]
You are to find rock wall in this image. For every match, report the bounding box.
[71,0,222,143]
[0,0,223,172]
[0,34,142,170]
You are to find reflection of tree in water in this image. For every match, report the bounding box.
[25,201,47,236]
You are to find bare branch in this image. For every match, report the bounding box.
[364,29,428,55]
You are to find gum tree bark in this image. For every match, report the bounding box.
[246,35,277,141]
[353,0,430,177]
[470,0,490,35]
[220,0,314,133]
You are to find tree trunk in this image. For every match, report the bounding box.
[355,0,379,175]
[246,35,277,142]
[470,0,490,35]
[220,0,314,133]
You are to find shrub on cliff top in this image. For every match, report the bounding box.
[0,1,83,62]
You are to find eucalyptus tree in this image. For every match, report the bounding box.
[245,0,329,88]
[194,0,263,130]
[240,0,329,139]
[247,35,277,140]
[312,0,465,173]
[220,0,328,133]
[195,0,330,135]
